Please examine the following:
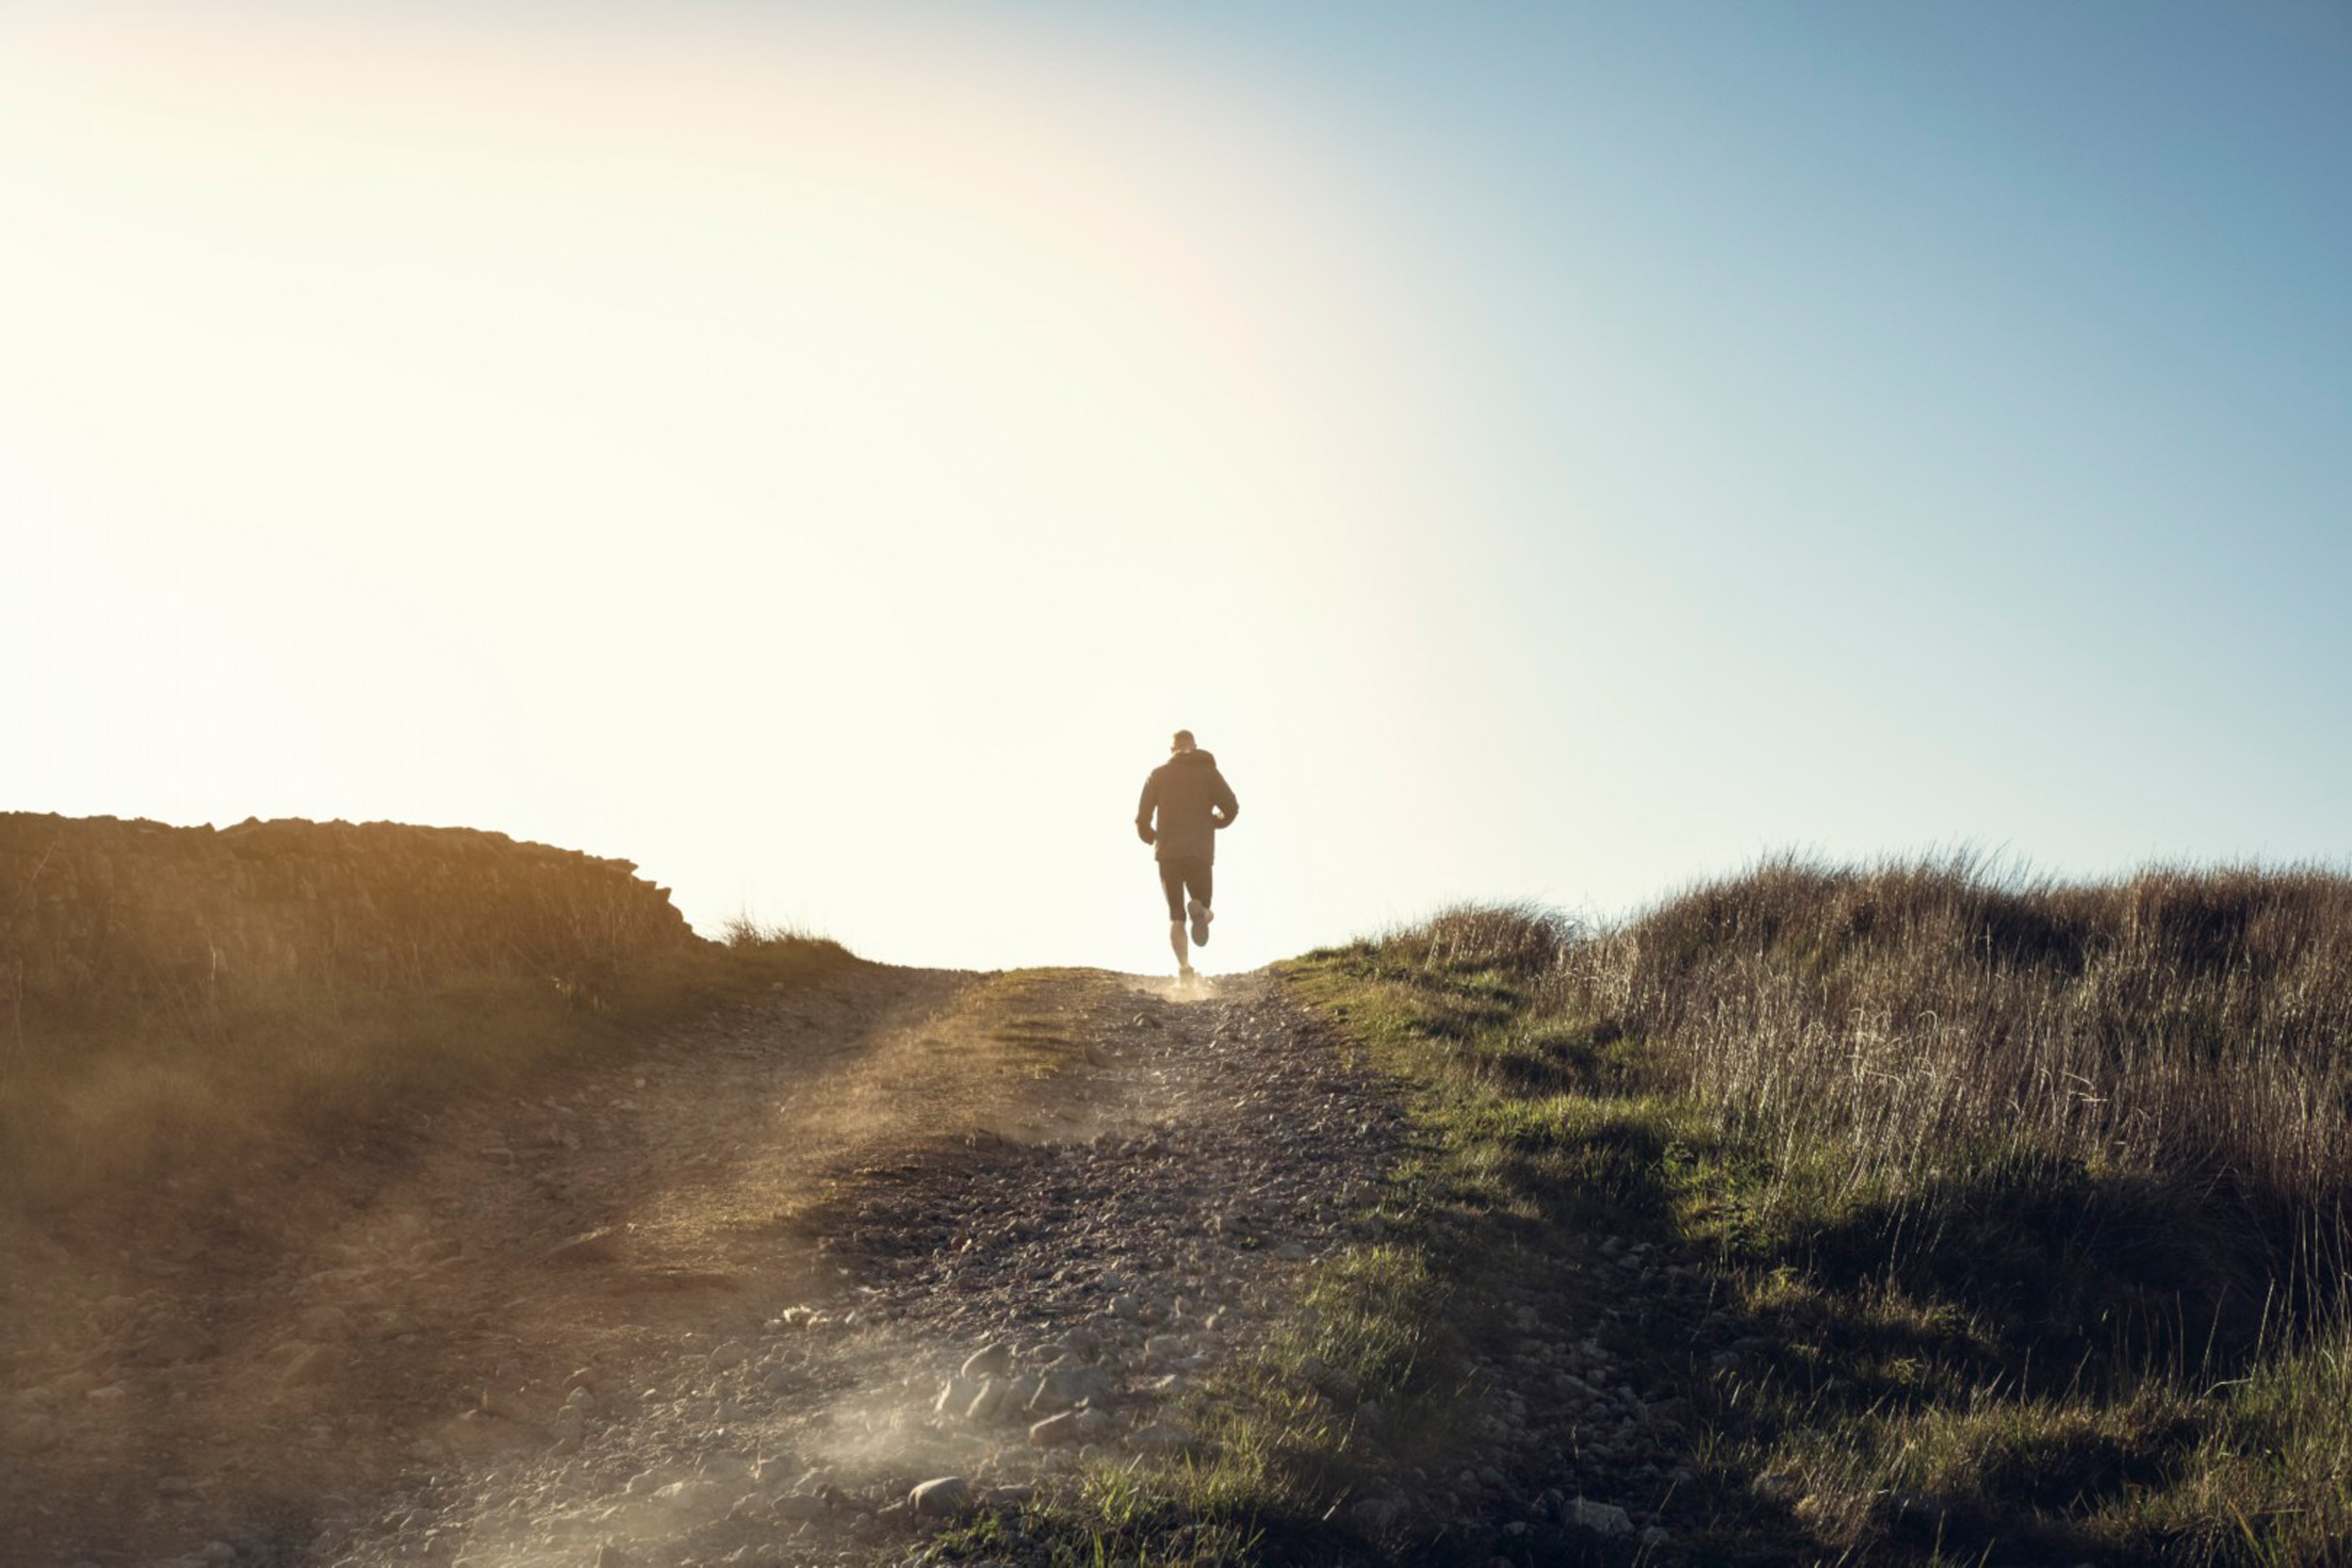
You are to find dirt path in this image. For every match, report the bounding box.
[2,963,1400,1568]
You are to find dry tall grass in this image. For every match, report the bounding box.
[1354,862,2352,1558]
[1379,858,2352,1370]
[0,818,851,1213]
[1394,862,2352,1238]
[1540,855,2352,1235]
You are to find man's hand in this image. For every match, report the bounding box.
[1136,822,1158,846]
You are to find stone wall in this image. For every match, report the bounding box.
[0,814,696,1009]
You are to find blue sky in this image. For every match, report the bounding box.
[4,1,2346,970]
[1215,0,2352,892]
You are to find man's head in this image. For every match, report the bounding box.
[1171,729,1196,755]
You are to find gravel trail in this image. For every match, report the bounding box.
[2,963,1402,1568]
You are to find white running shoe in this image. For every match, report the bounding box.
[1187,898,1213,948]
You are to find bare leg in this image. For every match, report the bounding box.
[1168,920,1191,974]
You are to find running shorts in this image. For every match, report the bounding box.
[1158,856,1212,922]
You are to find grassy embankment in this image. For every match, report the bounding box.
[0,914,851,1215]
[1297,861,2352,1563]
[959,858,2352,1566]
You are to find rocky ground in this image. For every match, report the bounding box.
[0,964,1396,1567]
[3,957,1733,1567]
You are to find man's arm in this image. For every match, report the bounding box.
[1135,774,1159,845]
[1211,771,1238,829]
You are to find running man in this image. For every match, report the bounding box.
[1135,729,1240,981]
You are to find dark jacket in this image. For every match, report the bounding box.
[1136,750,1238,864]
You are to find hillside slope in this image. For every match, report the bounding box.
[16,831,2345,1566]
[2,962,1406,1567]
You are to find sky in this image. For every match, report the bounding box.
[6,1,2348,974]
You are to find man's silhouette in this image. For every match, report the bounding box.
[1135,729,1239,981]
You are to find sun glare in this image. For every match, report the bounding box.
[2,1,1457,971]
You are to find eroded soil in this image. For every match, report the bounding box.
[1,963,1398,1567]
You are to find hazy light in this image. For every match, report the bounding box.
[2,1,1468,971]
